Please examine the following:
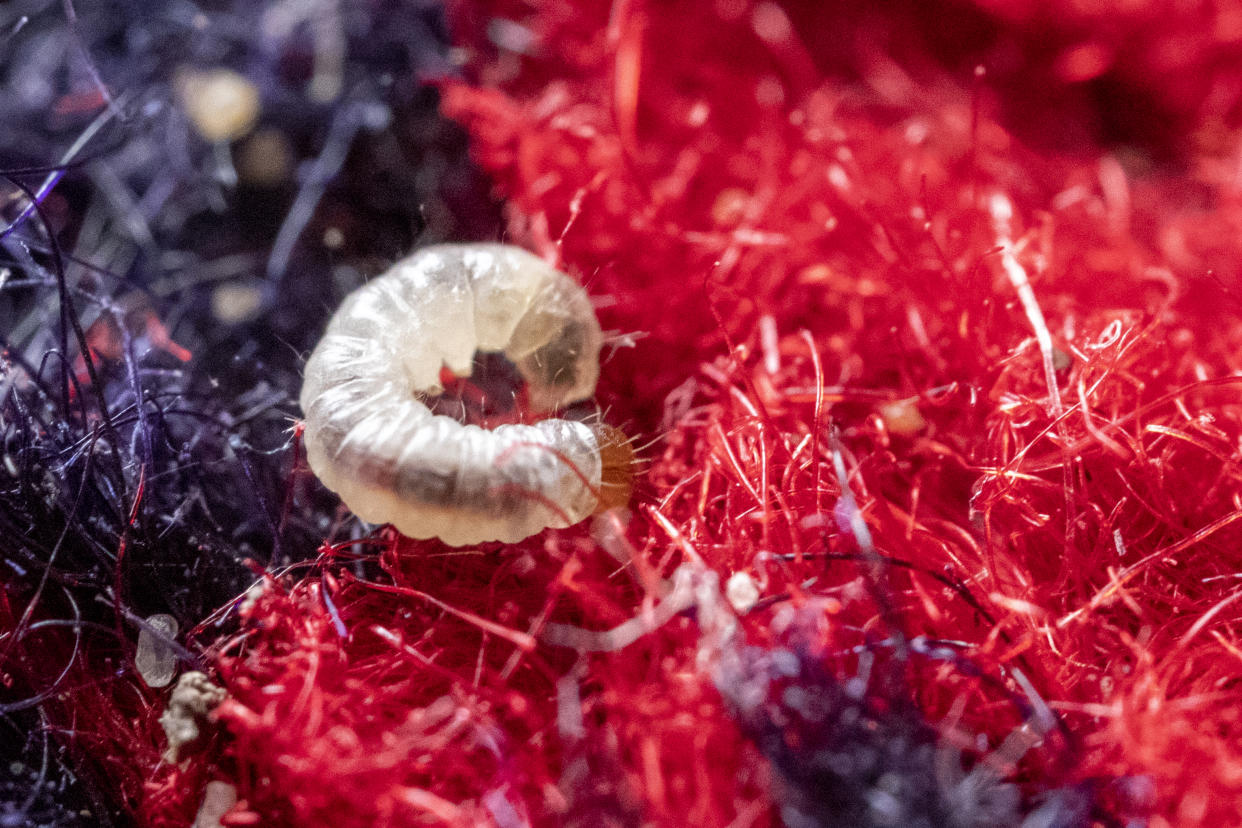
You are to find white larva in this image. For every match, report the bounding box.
[300,243,630,546]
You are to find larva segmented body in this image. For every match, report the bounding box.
[300,243,627,546]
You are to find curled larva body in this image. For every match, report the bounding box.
[300,243,613,546]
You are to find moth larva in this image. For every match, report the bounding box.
[300,243,632,546]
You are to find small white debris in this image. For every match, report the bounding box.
[177,68,261,143]
[725,571,761,614]
[211,282,265,324]
[135,613,179,688]
[878,398,926,436]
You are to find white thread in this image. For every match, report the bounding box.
[300,244,606,545]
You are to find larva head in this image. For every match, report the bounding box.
[590,423,636,512]
[507,278,603,412]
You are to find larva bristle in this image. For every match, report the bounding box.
[590,423,637,512]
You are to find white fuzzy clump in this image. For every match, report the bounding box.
[300,244,605,545]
